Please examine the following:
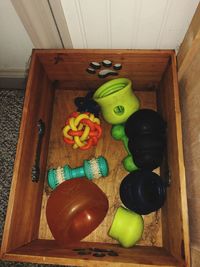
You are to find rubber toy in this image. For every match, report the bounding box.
[108,207,144,248]
[46,178,109,247]
[125,109,166,139]
[93,78,140,124]
[111,124,138,172]
[74,91,100,117]
[63,112,102,150]
[48,156,109,190]
[125,109,166,170]
[120,170,166,215]
[128,135,165,170]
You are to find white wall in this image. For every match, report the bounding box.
[61,0,199,50]
[0,0,199,78]
[0,0,33,77]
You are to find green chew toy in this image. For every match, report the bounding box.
[111,124,138,172]
[108,206,144,248]
[93,78,140,124]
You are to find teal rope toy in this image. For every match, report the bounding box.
[48,156,109,189]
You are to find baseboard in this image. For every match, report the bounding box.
[0,69,27,89]
[0,78,26,89]
[0,69,26,78]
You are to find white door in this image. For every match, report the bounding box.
[11,0,200,51]
[49,0,199,50]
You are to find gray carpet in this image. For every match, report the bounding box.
[0,89,63,267]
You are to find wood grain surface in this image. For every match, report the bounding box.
[36,49,172,91]
[178,3,200,267]
[157,56,190,267]
[178,3,200,80]
[39,89,163,247]
[1,53,55,255]
[1,49,190,267]
[3,239,182,267]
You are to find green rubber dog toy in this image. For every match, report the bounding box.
[111,124,138,172]
[108,206,144,248]
[93,78,140,124]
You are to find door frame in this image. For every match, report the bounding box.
[11,0,73,48]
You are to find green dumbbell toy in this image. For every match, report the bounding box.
[111,124,138,172]
[48,156,109,189]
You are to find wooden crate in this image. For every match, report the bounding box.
[0,49,190,267]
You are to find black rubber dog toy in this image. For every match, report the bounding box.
[125,109,166,139]
[74,91,101,117]
[128,134,166,170]
[120,170,166,215]
[125,109,167,170]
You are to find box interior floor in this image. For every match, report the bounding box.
[39,89,162,247]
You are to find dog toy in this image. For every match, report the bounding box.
[48,156,109,189]
[125,109,166,170]
[120,170,166,215]
[74,91,101,117]
[93,78,140,124]
[108,206,144,248]
[125,109,166,138]
[111,124,138,172]
[63,112,102,150]
[46,178,109,247]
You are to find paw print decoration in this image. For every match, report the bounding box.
[86,60,122,78]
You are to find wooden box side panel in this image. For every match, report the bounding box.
[157,56,190,266]
[2,239,182,267]
[177,4,200,266]
[1,52,55,255]
[36,49,172,91]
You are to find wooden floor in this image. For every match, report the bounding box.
[39,89,162,247]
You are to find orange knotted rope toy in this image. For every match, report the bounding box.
[63,112,102,150]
